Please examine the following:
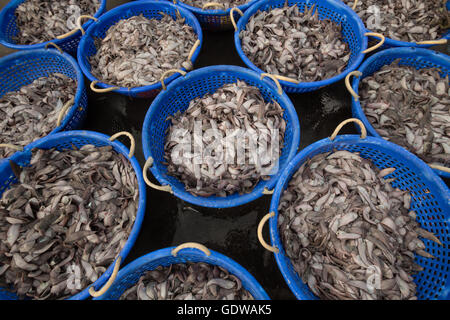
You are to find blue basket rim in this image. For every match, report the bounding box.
[0,0,107,50]
[268,134,450,300]
[93,246,271,300]
[0,48,86,147]
[350,47,450,179]
[234,0,368,90]
[172,0,260,15]
[77,0,203,95]
[361,1,450,48]
[142,65,301,208]
[1,130,146,300]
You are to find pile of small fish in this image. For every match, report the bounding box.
[164,80,286,197]
[120,262,254,300]
[239,3,350,82]
[278,150,442,300]
[0,74,77,159]
[89,13,198,88]
[180,0,247,10]
[0,145,138,299]
[344,0,449,42]
[359,60,450,169]
[13,0,101,45]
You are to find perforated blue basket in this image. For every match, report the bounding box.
[0,0,107,55]
[0,48,88,159]
[77,1,203,98]
[142,65,301,208]
[0,130,146,300]
[349,0,450,50]
[234,0,381,94]
[350,47,450,179]
[93,243,270,300]
[265,121,450,300]
[167,0,260,31]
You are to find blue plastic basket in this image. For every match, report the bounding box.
[0,130,146,300]
[349,0,450,50]
[234,0,375,93]
[93,243,270,300]
[167,0,260,31]
[0,0,107,55]
[77,1,203,98]
[0,48,88,159]
[142,65,301,208]
[350,47,450,179]
[266,123,450,300]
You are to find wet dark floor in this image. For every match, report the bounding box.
[1,0,449,300]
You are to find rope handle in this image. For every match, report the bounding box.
[202,2,225,10]
[0,144,23,151]
[262,187,274,195]
[260,73,283,95]
[188,39,201,62]
[416,39,448,45]
[257,212,279,253]
[330,118,367,141]
[363,33,385,54]
[109,132,136,158]
[143,157,173,193]
[89,256,121,298]
[56,97,75,127]
[429,164,450,173]
[171,242,211,257]
[160,69,187,90]
[230,7,244,32]
[345,71,362,101]
[351,0,358,10]
[90,80,120,93]
[57,15,98,39]
[45,42,63,54]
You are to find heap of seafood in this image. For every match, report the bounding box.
[13,0,101,45]
[0,145,138,299]
[164,80,286,197]
[89,13,198,88]
[180,0,247,9]
[278,150,442,300]
[239,3,350,82]
[120,262,254,300]
[0,74,77,159]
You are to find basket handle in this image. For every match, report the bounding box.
[143,157,173,193]
[262,187,274,195]
[188,39,201,62]
[345,71,362,101]
[202,2,225,10]
[0,144,23,151]
[429,164,450,173]
[257,212,279,253]
[90,81,120,93]
[171,242,211,257]
[230,7,244,32]
[56,97,75,127]
[260,73,284,95]
[351,0,358,10]
[57,15,98,39]
[330,118,367,141]
[109,132,136,158]
[160,69,187,91]
[45,42,63,54]
[88,256,121,298]
[416,39,448,45]
[362,33,386,54]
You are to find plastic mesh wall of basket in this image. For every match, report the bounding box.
[351,47,450,179]
[234,0,367,93]
[269,135,450,300]
[0,49,87,136]
[0,0,107,55]
[0,131,146,300]
[93,247,270,300]
[78,1,202,98]
[142,66,300,208]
